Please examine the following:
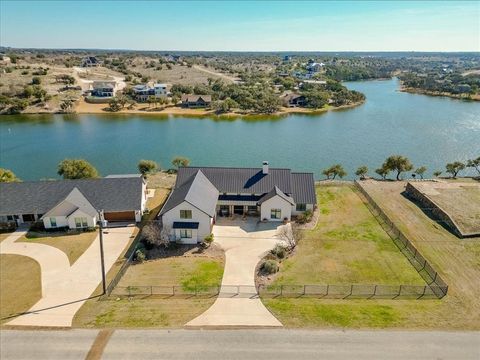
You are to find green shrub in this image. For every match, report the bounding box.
[135,249,146,262]
[271,244,287,259]
[261,260,279,274]
[204,233,214,245]
[296,209,313,224]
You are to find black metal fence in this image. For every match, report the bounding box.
[107,283,444,300]
[354,181,448,299]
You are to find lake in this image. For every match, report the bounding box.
[1,78,479,181]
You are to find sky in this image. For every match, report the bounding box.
[1,1,479,52]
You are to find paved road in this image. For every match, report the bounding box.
[1,329,478,359]
[1,227,134,327]
[186,219,283,328]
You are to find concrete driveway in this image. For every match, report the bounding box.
[0,227,134,327]
[186,218,284,328]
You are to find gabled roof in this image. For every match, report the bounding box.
[258,186,295,205]
[159,170,219,217]
[0,175,144,216]
[43,187,97,219]
[176,166,292,195]
[181,94,212,103]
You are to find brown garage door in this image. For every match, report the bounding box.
[104,211,136,222]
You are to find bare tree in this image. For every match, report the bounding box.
[141,222,170,248]
[277,224,302,252]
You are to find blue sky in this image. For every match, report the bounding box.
[1,1,479,51]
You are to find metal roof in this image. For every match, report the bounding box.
[258,186,295,205]
[290,173,317,204]
[0,176,145,215]
[159,170,219,217]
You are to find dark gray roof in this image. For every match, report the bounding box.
[173,222,199,229]
[159,170,219,217]
[0,176,145,215]
[291,173,317,204]
[176,167,293,195]
[258,186,295,205]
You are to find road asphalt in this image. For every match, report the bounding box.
[1,329,479,360]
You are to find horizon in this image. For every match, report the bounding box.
[1,1,479,52]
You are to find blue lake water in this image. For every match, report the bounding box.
[1,78,479,180]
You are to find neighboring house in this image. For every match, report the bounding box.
[133,83,168,102]
[159,162,316,243]
[306,59,325,73]
[91,80,117,97]
[81,56,101,67]
[181,94,212,108]
[0,175,147,229]
[282,93,307,107]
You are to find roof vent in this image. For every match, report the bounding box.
[262,161,269,174]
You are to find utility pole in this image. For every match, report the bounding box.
[97,210,107,295]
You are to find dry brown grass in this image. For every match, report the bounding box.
[16,231,98,265]
[0,254,42,323]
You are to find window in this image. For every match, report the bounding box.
[180,210,192,219]
[296,203,307,211]
[271,209,281,219]
[180,229,192,238]
[50,217,57,227]
[74,217,88,228]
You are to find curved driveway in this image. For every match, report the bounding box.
[0,227,134,327]
[186,219,284,328]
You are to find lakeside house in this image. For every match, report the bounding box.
[133,83,168,102]
[306,59,325,73]
[282,93,307,107]
[181,94,212,108]
[81,56,101,67]
[0,175,147,229]
[159,162,316,244]
[90,80,118,98]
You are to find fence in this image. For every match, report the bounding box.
[105,243,139,296]
[107,283,444,300]
[354,181,448,299]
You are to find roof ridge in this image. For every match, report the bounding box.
[180,166,292,170]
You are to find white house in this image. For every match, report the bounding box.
[159,162,316,244]
[91,80,118,98]
[0,175,147,229]
[133,83,168,102]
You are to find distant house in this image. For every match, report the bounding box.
[181,94,212,108]
[283,55,291,62]
[91,80,118,97]
[133,83,168,102]
[159,162,316,244]
[306,59,325,73]
[0,175,147,229]
[81,56,101,68]
[282,93,307,107]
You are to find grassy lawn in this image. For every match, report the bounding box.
[73,245,225,328]
[271,185,424,285]
[144,187,170,221]
[264,182,480,330]
[0,254,42,323]
[16,231,98,265]
[0,232,14,242]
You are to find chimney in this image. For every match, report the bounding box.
[262,161,269,174]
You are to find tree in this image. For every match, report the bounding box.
[466,156,480,175]
[32,77,41,85]
[141,222,170,248]
[433,171,442,178]
[0,168,20,182]
[138,159,158,175]
[172,156,190,169]
[278,224,303,252]
[322,164,347,180]
[445,161,465,178]
[375,166,389,180]
[414,166,427,179]
[57,159,98,179]
[355,166,368,180]
[108,97,122,112]
[59,99,75,113]
[383,155,413,180]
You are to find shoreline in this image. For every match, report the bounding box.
[0,99,365,119]
[399,87,480,102]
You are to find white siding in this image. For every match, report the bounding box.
[291,203,314,216]
[260,195,292,221]
[43,216,68,229]
[67,209,96,229]
[161,201,213,244]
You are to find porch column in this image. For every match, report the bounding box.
[229,205,234,217]
[244,205,248,215]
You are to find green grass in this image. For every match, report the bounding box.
[271,185,424,285]
[181,261,224,291]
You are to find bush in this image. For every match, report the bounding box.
[271,244,286,259]
[135,249,146,262]
[261,260,279,274]
[204,233,214,244]
[296,209,313,224]
[32,77,41,85]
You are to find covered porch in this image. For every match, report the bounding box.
[216,195,262,218]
